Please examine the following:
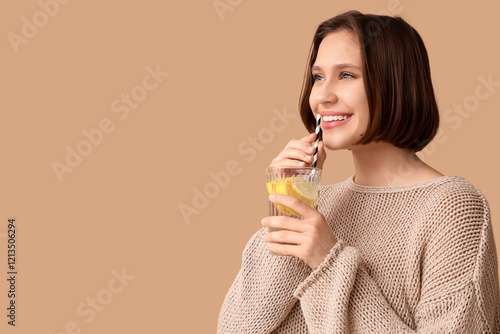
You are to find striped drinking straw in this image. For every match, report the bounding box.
[312,114,321,169]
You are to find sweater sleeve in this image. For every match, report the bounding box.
[217,226,312,334]
[293,189,500,333]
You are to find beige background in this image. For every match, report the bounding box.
[1,0,499,332]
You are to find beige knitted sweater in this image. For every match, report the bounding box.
[218,175,500,333]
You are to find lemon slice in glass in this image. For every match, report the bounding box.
[290,178,319,209]
[266,177,319,216]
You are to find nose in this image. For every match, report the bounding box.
[312,80,338,106]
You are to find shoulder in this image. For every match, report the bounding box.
[318,175,490,228]
[401,176,491,236]
[419,177,495,301]
[423,177,491,270]
[427,176,489,219]
[318,175,488,203]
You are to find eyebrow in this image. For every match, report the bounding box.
[311,63,361,72]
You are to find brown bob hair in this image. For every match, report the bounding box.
[300,11,439,152]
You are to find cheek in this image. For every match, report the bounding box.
[342,86,364,106]
[349,85,370,118]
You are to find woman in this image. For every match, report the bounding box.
[218,11,500,333]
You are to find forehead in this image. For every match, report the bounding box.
[315,30,362,66]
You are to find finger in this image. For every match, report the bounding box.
[266,242,301,257]
[268,193,316,218]
[284,138,316,155]
[261,215,306,232]
[263,229,304,245]
[270,159,310,168]
[271,148,314,166]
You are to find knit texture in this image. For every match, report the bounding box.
[218,175,500,333]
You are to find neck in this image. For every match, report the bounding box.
[350,142,431,186]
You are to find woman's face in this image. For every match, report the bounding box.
[309,30,370,151]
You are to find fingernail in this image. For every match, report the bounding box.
[308,146,314,152]
[261,218,266,224]
[268,193,276,200]
[306,155,312,160]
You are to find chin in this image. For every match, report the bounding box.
[322,130,365,151]
[323,139,347,151]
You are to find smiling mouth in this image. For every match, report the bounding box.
[322,115,352,122]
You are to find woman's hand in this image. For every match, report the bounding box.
[261,193,337,270]
[270,133,327,169]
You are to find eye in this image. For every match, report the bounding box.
[312,73,325,82]
[340,72,354,80]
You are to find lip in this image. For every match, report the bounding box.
[319,111,353,130]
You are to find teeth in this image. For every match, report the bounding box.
[322,115,350,122]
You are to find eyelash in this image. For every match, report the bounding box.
[340,72,354,79]
[312,74,324,81]
[312,72,354,81]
